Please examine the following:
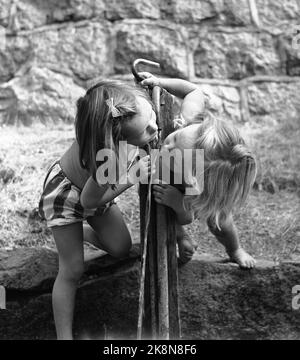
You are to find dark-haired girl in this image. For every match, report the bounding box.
[39,80,157,339]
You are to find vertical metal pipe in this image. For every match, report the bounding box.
[134,59,180,340]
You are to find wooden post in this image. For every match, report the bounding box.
[160,92,181,339]
[138,88,181,340]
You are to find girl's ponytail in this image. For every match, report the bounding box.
[231,144,252,164]
[231,145,257,204]
[186,117,257,229]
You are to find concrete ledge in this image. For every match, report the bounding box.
[0,247,300,339]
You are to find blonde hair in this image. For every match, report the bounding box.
[185,113,257,229]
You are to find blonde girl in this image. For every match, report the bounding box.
[141,74,257,268]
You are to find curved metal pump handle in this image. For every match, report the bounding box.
[131,58,160,82]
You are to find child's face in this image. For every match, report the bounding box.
[163,123,201,152]
[122,96,158,147]
[162,124,201,184]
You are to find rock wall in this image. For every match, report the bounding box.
[0,0,299,125]
[1,246,300,340]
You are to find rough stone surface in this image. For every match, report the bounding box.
[114,21,190,78]
[0,1,299,124]
[31,22,113,81]
[9,0,164,31]
[0,247,58,291]
[256,0,300,26]
[1,248,300,340]
[196,83,241,122]
[194,30,282,79]
[105,0,160,21]
[248,81,300,124]
[7,0,106,31]
[2,0,256,29]
[159,0,252,26]
[0,1,10,28]
[0,245,141,292]
[179,256,300,340]
[160,0,221,24]
[0,167,16,184]
[0,66,85,125]
[8,0,300,31]
[0,86,17,125]
[0,34,33,83]
[277,32,300,76]
[220,0,252,26]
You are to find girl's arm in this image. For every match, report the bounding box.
[140,73,205,123]
[153,78,198,99]
[80,177,132,209]
[175,203,194,225]
[153,184,194,225]
[141,73,198,99]
[81,155,153,209]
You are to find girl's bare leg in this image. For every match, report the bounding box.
[52,222,84,340]
[85,203,132,258]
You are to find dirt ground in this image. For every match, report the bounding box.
[0,120,299,262]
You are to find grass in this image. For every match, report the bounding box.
[0,119,299,262]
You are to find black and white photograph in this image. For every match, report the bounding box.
[0,0,299,345]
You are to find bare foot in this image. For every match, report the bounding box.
[228,248,256,269]
[177,234,198,264]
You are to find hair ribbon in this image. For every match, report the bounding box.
[106,97,122,118]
